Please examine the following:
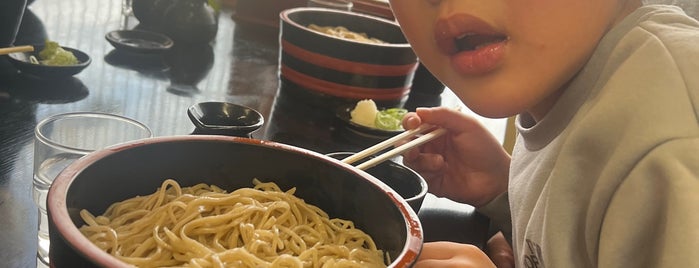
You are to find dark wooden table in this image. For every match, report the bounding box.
[0,0,503,267]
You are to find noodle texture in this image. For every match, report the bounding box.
[307,24,387,44]
[79,179,387,268]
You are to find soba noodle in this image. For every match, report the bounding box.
[79,179,387,268]
[307,24,388,44]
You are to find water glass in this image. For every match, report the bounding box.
[33,112,152,265]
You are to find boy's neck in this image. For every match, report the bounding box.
[612,0,643,28]
[526,87,565,123]
[526,0,642,123]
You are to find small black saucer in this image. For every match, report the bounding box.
[187,101,264,137]
[326,151,428,213]
[335,103,404,139]
[7,45,91,79]
[105,30,173,54]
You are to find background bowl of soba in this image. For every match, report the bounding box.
[278,7,418,111]
[47,135,423,267]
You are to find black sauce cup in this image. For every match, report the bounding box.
[327,152,428,213]
[187,101,264,137]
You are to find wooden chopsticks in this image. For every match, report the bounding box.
[0,45,34,55]
[342,124,447,170]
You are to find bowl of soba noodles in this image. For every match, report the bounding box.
[278,7,418,111]
[47,135,423,267]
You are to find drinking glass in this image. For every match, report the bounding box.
[33,112,152,265]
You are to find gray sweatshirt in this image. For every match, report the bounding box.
[480,5,699,267]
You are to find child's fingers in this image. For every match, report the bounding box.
[416,107,481,134]
[402,112,422,130]
[402,153,444,173]
[415,242,495,268]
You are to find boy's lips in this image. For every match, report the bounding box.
[434,14,508,75]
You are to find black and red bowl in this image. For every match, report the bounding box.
[279,7,418,110]
[47,135,423,267]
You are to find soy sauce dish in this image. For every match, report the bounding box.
[327,151,428,213]
[187,101,264,137]
[105,30,174,54]
[7,45,91,79]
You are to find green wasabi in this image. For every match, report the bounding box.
[374,108,407,131]
[36,40,78,66]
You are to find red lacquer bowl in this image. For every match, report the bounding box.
[47,135,423,267]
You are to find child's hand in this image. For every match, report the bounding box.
[486,231,515,268]
[415,241,496,268]
[401,107,510,207]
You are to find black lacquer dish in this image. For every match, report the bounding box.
[105,30,173,54]
[335,103,404,139]
[187,101,264,137]
[7,45,91,79]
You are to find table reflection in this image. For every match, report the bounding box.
[0,0,506,266]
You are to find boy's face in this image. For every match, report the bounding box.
[390,0,640,119]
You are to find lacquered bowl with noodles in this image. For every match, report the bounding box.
[278,7,418,111]
[47,135,423,267]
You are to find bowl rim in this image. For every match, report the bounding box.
[279,7,412,48]
[47,135,423,267]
